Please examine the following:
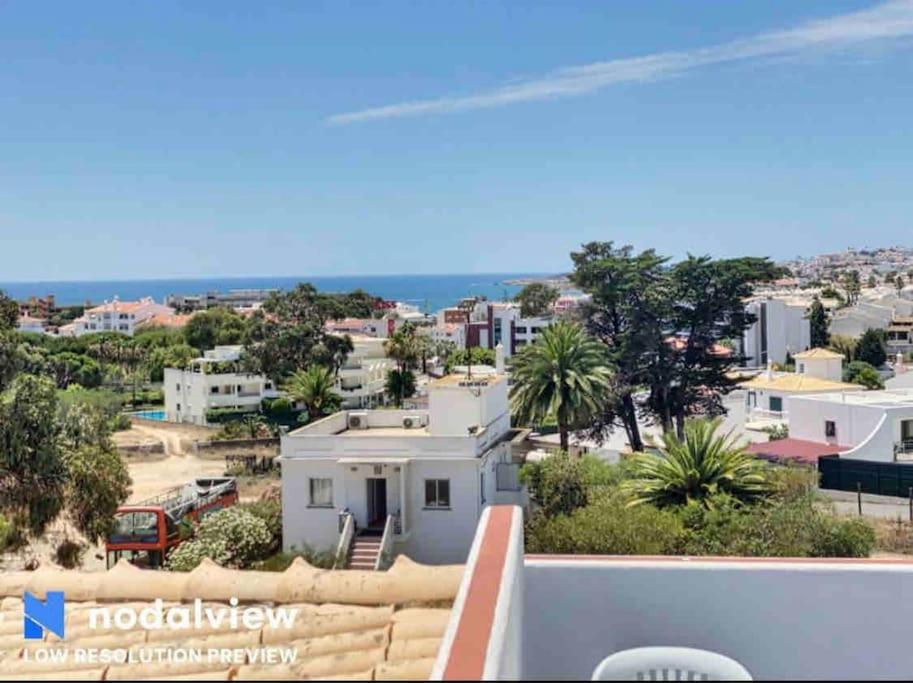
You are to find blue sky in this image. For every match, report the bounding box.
[2,1,912,280]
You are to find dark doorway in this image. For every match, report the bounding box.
[366,478,387,530]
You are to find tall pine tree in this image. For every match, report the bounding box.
[808,297,829,349]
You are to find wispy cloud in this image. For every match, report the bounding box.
[328,0,913,124]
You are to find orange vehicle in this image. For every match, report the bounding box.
[105,477,239,569]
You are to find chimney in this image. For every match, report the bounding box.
[765,359,774,379]
[495,343,505,375]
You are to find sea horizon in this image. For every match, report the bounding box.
[0,272,563,313]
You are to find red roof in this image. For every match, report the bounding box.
[746,438,849,465]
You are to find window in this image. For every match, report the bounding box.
[210,386,219,394]
[825,420,837,439]
[175,383,181,392]
[309,478,333,507]
[769,396,783,413]
[424,479,451,509]
[515,326,527,334]
[480,472,486,505]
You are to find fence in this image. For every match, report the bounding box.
[819,455,913,498]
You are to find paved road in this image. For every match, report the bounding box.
[823,489,913,520]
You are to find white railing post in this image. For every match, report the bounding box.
[333,512,355,569]
[375,514,395,571]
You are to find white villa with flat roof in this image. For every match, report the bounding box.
[280,369,525,565]
[163,345,277,425]
[786,388,913,462]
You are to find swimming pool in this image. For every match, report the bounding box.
[133,410,167,422]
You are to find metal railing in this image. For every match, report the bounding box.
[375,514,395,571]
[895,440,913,460]
[333,512,355,569]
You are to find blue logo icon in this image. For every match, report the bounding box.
[23,591,65,640]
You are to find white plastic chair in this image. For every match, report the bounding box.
[591,647,752,681]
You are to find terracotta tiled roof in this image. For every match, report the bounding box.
[746,438,849,464]
[0,556,461,680]
[137,313,194,329]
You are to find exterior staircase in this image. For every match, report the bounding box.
[348,533,382,570]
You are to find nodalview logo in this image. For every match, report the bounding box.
[23,591,66,640]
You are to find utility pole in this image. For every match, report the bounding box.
[460,299,474,379]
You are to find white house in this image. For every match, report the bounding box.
[740,296,810,367]
[163,345,277,425]
[61,297,175,337]
[16,314,48,334]
[335,334,394,409]
[280,369,524,565]
[740,348,861,424]
[785,389,913,462]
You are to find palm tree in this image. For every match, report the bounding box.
[284,366,341,420]
[509,321,612,451]
[383,323,420,373]
[623,418,770,508]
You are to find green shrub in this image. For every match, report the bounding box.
[241,500,282,551]
[110,413,132,432]
[525,491,684,555]
[166,507,273,571]
[678,492,875,558]
[133,388,164,406]
[520,452,589,518]
[205,408,255,424]
[55,539,86,569]
[812,517,876,558]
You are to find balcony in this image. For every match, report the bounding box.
[432,506,913,681]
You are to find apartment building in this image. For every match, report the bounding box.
[59,297,175,337]
[163,345,277,425]
[740,296,811,366]
[335,334,395,409]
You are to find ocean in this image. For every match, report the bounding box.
[0,273,553,314]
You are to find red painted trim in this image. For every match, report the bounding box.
[443,507,513,680]
[525,554,913,565]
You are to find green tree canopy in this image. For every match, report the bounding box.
[844,360,884,390]
[183,307,246,351]
[0,291,18,331]
[653,255,782,437]
[855,328,887,368]
[570,242,668,451]
[385,368,417,408]
[0,374,67,536]
[515,282,560,317]
[808,297,830,349]
[243,284,354,381]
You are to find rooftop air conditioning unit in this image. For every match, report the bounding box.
[402,415,422,429]
[348,412,369,430]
